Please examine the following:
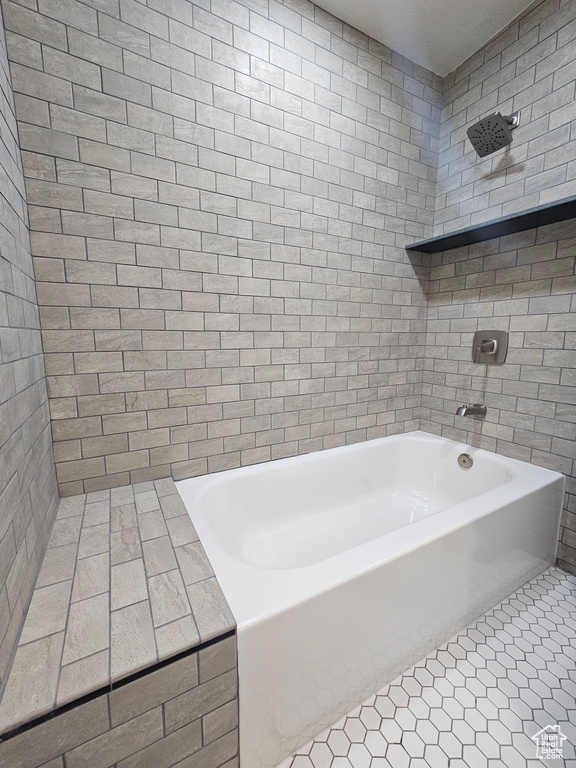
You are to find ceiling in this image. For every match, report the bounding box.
[313,0,536,77]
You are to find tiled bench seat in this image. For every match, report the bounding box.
[0,477,235,738]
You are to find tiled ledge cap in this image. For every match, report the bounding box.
[0,478,235,737]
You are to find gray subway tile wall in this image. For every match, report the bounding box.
[435,0,576,235]
[420,218,576,576]
[2,0,441,496]
[0,0,576,701]
[0,2,58,689]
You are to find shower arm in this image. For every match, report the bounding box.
[503,113,520,129]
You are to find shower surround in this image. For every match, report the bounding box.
[1,0,574,566]
[0,0,573,685]
[0,2,572,762]
[421,219,576,577]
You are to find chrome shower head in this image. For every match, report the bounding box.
[466,111,520,158]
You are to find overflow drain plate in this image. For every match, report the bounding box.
[458,453,473,469]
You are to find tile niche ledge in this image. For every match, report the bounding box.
[406,194,576,253]
[0,478,235,740]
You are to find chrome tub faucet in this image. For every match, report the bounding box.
[456,404,487,420]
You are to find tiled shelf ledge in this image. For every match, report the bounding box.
[406,195,576,253]
[0,478,235,740]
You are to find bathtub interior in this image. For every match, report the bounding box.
[191,435,514,569]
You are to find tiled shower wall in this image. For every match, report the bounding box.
[420,219,576,575]
[3,0,442,495]
[424,0,576,577]
[435,0,576,235]
[0,4,57,687]
[1,0,575,566]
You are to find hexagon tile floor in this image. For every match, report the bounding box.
[280,567,576,768]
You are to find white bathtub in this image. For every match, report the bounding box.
[176,431,564,768]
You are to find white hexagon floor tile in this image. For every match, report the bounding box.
[280,567,576,768]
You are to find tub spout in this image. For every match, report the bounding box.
[456,404,487,419]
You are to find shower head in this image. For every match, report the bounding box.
[466,111,520,158]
